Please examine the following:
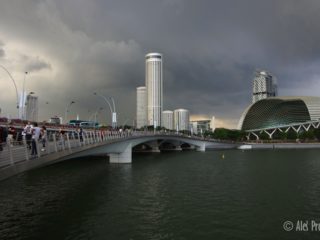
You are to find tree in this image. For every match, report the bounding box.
[300,130,315,141]
[213,128,228,140]
[259,132,270,140]
[286,130,298,140]
[273,131,287,140]
[314,129,320,141]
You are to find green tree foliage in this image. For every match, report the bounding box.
[273,131,287,140]
[204,128,246,141]
[300,130,315,140]
[314,129,320,141]
[286,130,298,140]
[259,132,270,140]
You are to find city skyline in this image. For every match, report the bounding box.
[1,0,320,128]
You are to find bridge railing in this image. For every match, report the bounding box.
[0,129,133,169]
[0,129,216,169]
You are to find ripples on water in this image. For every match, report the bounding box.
[1,150,320,240]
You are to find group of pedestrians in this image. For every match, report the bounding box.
[23,122,47,157]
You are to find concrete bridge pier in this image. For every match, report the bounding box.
[109,143,132,163]
[148,141,161,153]
[196,143,206,152]
[174,145,183,151]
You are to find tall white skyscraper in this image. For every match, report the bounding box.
[162,110,174,130]
[174,109,190,131]
[146,53,163,127]
[252,70,277,103]
[136,86,147,128]
[25,94,38,122]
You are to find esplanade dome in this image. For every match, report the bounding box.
[238,97,320,130]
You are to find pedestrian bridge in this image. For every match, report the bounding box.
[0,130,237,181]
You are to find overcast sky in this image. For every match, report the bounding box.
[1,0,320,128]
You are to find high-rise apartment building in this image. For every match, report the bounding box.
[162,110,174,130]
[252,70,277,103]
[136,86,147,128]
[146,53,163,127]
[25,94,38,122]
[174,109,190,131]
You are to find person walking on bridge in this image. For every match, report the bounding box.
[40,126,47,151]
[23,122,33,149]
[31,123,41,157]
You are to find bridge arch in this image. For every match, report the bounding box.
[63,135,209,163]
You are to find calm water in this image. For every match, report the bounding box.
[1,150,320,240]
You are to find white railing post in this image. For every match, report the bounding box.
[53,134,58,152]
[23,135,30,161]
[86,132,91,145]
[44,135,48,153]
[7,138,14,165]
[90,132,94,144]
[86,131,90,145]
[61,134,66,151]
[84,132,88,144]
[36,139,41,158]
[97,132,100,143]
[84,131,89,145]
[66,133,71,151]
[82,132,86,145]
[93,131,96,143]
[77,131,81,147]
[71,132,76,148]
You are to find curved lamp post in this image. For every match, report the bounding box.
[21,72,28,119]
[94,92,117,128]
[0,65,20,110]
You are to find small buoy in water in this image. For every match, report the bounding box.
[222,153,225,159]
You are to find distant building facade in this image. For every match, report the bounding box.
[174,109,190,131]
[210,116,216,132]
[25,94,38,122]
[49,116,62,125]
[252,70,277,103]
[136,86,147,128]
[191,120,211,134]
[146,53,163,127]
[162,110,174,130]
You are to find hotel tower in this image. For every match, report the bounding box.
[145,53,163,127]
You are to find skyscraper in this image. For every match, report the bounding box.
[146,53,163,127]
[25,94,38,122]
[252,70,277,103]
[162,110,174,130]
[174,109,190,131]
[136,86,147,128]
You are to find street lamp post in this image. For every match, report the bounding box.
[94,92,117,128]
[0,65,20,114]
[64,101,75,124]
[21,72,28,120]
[88,107,103,122]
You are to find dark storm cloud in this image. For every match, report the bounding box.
[22,55,52,72]
[0,0,320,126]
